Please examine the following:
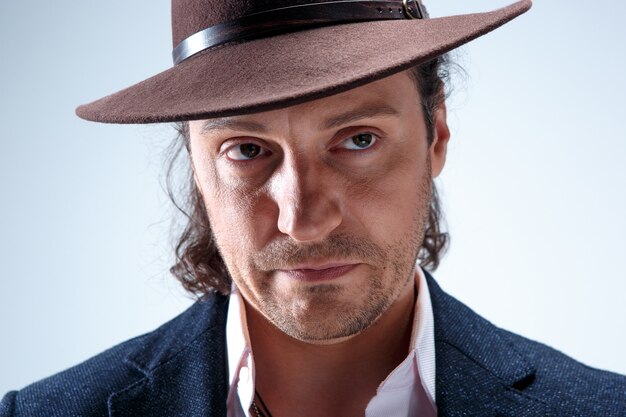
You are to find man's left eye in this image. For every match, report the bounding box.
[340,133,378,150]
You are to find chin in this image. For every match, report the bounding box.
[264,286,392,343]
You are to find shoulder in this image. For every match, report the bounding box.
[1,334,145,417]
[425,271,626,416]
[501,328,626,414]
[1,293,229,417]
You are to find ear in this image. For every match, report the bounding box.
[429,101,450,178]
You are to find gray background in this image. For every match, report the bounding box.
[1,0,625,394]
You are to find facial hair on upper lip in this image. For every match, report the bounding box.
[252,233,386,272]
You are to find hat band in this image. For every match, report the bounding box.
[172,0,425,65]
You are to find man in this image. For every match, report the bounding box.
[2,0,625,416]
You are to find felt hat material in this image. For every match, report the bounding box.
[76,0,532,124]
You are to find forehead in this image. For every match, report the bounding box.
[190,71,420,135]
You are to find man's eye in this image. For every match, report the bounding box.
[341,133,378,150]
[226,143,266,160]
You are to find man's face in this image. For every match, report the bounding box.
[188,71,449,343]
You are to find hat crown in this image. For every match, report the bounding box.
[77,1,531,124]
[172,0,341,46]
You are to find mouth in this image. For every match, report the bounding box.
[277,261,360,283]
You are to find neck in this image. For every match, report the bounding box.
[246,278,416,417]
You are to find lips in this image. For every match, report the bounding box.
[278,262,359,282]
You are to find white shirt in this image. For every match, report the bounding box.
[225,267,437,417]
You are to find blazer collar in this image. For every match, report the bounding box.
[425,271,549,416]
[106,273,549,417]
[107,292,230,417]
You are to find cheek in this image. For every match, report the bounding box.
[197,163,275,260]
[345,140,430,243]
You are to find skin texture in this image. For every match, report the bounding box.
[189,70,449,416]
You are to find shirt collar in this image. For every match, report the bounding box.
[225,284,255,412]
[413,265,437,403]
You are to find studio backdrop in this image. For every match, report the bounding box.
[1,0,624,394]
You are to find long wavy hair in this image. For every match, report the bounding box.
[166,56,452,297]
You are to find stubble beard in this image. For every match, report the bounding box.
[248,173,433,343]
[258,239,420,343]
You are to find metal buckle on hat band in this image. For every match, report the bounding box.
[172,0,426,65]
[403,0,424,19]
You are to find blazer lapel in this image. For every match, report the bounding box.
[107,293,230,417]
[425,272,551,417]
[105,272,551,416]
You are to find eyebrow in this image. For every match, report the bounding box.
[200,118,268,135]
[199,102,401,135]
[322,103,401,130]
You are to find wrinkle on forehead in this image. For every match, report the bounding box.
[190,70,418,142]
[281,71,417,137]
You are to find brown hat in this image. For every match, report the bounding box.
[76,0,532,124]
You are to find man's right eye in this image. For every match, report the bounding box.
[226,143,267,160]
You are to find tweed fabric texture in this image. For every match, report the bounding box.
[2,273,625,416]
[76,0,531,124]
[1,294,229,417]
[429,275,626,417]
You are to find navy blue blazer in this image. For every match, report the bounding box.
[2,273,625,416]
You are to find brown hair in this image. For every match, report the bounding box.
[166,56,452,297]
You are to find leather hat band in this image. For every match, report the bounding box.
[172,0,425,65]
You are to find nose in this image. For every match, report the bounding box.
[273,158,343,243]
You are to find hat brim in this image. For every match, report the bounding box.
[76,0,531,124]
